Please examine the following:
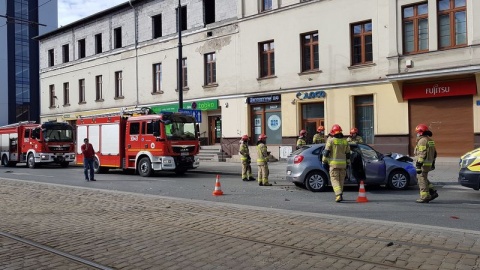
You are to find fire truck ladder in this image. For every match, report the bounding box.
[0,121,37,129]
[77,107,153,119]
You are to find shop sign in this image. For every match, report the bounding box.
[151,100,218,113]
[403,78,477,100]
[296,90,326,100]
[246,94,281,104]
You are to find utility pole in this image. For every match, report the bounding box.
[177,0,183,109]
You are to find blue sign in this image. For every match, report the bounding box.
[296,90,326,100]
[178,109,202,123]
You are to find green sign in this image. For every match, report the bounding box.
[151,100,218,113]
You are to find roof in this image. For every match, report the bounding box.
[35,0,143,40]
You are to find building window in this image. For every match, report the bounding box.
[78,39,86,59]
[79,79,85,103]
[203,0,215,24]
[261,0,272,11]
[403,3,429,54]
[49,85,55,107]
[176,6,187,32]
[95,75,103,101]
[182,58,188,88]
[152,14,162,39]
[48,49,54,67]
[259,41,275,78]
[63,82,69,105]
[301,32,319,72]
[153,63,162,93]
[115,71,123,98]
[205,52,216,85]
[438,0,466,49]
[95,33,102,54]
[251,104,281,144]
[354,95,374,144]
[114,27,122,49]
[62,44,69,63]
[351,21,373,65]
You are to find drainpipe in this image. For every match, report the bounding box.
[128,0,139,106]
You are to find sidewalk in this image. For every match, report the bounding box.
[194,157,460,185]
[0,179,479,269]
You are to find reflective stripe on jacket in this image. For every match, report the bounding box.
[239,143,249,161]
[297,138,306,147]
[414,136,435,166]
[325,137,349,169]
[312,134,325,144]
[257,143,268,163]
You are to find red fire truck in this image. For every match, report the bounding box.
[76,107,200,177]
[0,121,76,168]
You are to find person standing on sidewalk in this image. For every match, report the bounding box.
[313,126,326,144]
[322,124,350,202]
[414,124,438,203]
[239,135,255,181]
[256,134,272,186]
[296,130,307,149]
[81,138,96,181]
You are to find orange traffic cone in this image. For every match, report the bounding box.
[212,175,224,196]
[356,180,369,203]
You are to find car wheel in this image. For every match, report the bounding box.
[138,157,153,177]
[27,153,36,169]
[388,169,409,190]
[305,170,328,192]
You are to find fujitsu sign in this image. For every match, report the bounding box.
[403,78,477,100]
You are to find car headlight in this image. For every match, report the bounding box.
[460,157,477,169]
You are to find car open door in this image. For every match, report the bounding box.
[357,144,386,184]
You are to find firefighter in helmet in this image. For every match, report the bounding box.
[322,124,350,202]
[347,127,364,144]
[313,126,326,144]
[256,134,272,186]
[239,135,255,181]
[296,129,307,149]
[414,124,438,203]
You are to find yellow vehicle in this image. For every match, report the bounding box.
[458,148,480,190]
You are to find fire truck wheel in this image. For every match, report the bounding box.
[138,157,153,177]
[175,168,186,175]
[1,155,8,167]
[60,162,69,168]
[27,153,36,169]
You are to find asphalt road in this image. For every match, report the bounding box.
[1,164,479,232]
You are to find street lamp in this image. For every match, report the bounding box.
[177,0,183,109]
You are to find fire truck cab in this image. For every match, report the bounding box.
[0,121,75,168]
[76,108,200,177]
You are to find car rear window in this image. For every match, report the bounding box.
[291,146,311,155]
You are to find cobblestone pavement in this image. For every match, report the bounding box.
[0,178,479,270]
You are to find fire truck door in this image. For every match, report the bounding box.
[126,122,141,167]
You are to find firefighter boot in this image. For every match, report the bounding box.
[335,194,343,203]
[428,189,439,201]
[242,178,248,181]
[263,182,272,186]
[416,197,430,203]
[248,176,256,181]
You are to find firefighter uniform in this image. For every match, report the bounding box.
[312,133,326,144]
[347,135,363,144]
[322,125,350,202]
[239,140,255,181]
[296,137,307,149]
[414,128,437,203]
[256,135,271,186]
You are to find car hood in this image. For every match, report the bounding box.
[385,152,413,163]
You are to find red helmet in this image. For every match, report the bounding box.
[258,134,267,140]
[415,124,429,135]
[317,126,325,132]
[299,129,307,136]
[330,124,342,135]
[241,135,249,141]
[350,127,358,135]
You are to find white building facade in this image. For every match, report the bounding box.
[38,0,480,158]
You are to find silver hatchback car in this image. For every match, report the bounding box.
[286,144,417,192]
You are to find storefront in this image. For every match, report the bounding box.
[247,94,282,144]
[295,90,326,143]
[403,77,477,157]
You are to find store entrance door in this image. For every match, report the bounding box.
[208,116,221,145]
[303,120,323,144]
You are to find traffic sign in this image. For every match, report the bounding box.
[178,109,202,123]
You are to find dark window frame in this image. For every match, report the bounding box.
[95,33,102,54]
[79,79,85,103]
[354,95,374,144]
[48,49,54,67]
[261,0,272,12]
[63,82,69,105]
[152,14,162,39]
[301,32,319,72]
[437,0,467,49]
[402,3,429,54]
[115,71,123,98]
[49,85,55,107]
[114,27,122,49]
[78,39,86,59]
[95,75,103,101]
[176,6,187,32]
[204,52,216,85]
[62,44,69,63]
[259,40,275,78]
[351,20,373,66]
